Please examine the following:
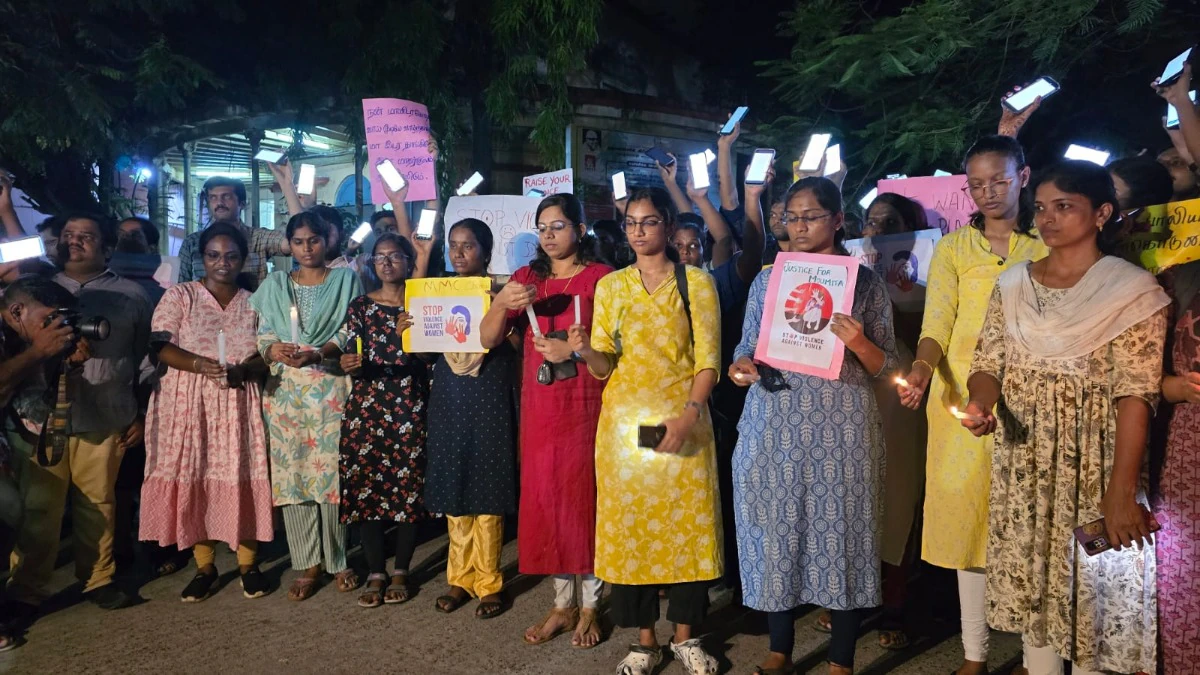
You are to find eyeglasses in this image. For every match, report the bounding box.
[623,217,664,232]
[962,177,1015,197]
[536,220,572,234]
[371,253,410,265]
[781,212,831,226]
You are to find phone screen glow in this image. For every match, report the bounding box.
[0,236,45,263]
[254,149,284,164]
[799,134,832,172]
[823,145,842,176]
[350,222,372,244]
[377,160,406,192]
[1005,77,1058,112]
[1167,90,1197,128]
[689,153,710,190]
[457,172,484,196]
[296,164,316,195]
[1161,47,1193,83]
[1064,144,1110,166]
[746,150,774,184]
[612,172,628,200]
[720,106,749,135]
[416,209,438,239]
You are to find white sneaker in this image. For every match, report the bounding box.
[670,638,718,675]
[615,644,663,675]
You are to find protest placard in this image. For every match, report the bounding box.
[844,229,941,312]
[754,252,859,379]
[402,276,492,353]
[443,195,542,276]
[523,169,574,196]
[876,174,975,234]
[1118,196,1200,274]
[362,98,435,203]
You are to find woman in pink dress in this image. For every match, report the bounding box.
[140,223,274,602]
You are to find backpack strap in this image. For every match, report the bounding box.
[675,263,693,347]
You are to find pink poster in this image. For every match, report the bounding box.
[754,252,859,380]
[362,98,435,203]
[876,174,976,234]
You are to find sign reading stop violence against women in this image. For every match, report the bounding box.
[755,252,859,380]
[876,174,976,235]
[362,98,435,203]
[443,195,542,276]
[523,169,574,196]
[402,276,491,353]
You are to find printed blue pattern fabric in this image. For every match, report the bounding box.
[732,265,896,612]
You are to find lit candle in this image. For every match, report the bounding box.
[573,295,582,325]
[894,376,909,388]
[289,306,300,345]
[949,406,985,423]
[526,305,543,338]
[356,336,363,356]
[217,329,227,366]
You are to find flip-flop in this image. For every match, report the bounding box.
[287,576,318,602]
[334,569,359,593]
[812,609,832,633]
[475,599,505,619]
[878,628,911,650]
[435,592,469,614]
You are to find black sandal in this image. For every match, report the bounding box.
[180,567,219,602]
[435,588,469,614]
[475,595,505,619]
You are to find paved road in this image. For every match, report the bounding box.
[0,526,1024,674]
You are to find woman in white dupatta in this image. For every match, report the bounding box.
[961,160,1169,675]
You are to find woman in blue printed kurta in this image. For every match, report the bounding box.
[730,177,897,675]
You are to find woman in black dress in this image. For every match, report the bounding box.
[339,233,429,608]
[420,218,518,619]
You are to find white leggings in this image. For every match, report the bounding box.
[1023,636,1104,675]
[958,569,989,662]
[553,574,603,609]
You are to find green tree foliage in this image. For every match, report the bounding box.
[759,0,1186,197]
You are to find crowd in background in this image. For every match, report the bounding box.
[0,58,1198,675]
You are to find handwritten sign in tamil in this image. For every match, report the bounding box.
[362,98,435,203]
[401,276,491,353]
[1119,197,1200,274]
[754,252,860,380]
[522,168,574,196]
[443,195,542,276]
[876,175,975,235]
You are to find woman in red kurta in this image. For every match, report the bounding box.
[480,194,611,649]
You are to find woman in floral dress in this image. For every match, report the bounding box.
[963,161,1169,674]
[338,233,429,608]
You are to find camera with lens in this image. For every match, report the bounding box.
[46,308,110,342]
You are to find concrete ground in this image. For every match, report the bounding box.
[0,523,1025,674]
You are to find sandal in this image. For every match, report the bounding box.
[571,607,604,649]
[812,609,832,633]
[156,550,191,578]
[358,573,387,608]
[523,606,578,645]
[878,627,910,650]
[180,567,219,603]
[435,587,470,614]
[334,569,359,593]
[0,632,20,653]
[287,576,318,602]
[475,593,506,619]
[384,572,414,605]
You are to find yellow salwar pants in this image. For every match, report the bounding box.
[446,514,503,598]
[193,540,257,568]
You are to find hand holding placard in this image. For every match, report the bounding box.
[362,98,435,203]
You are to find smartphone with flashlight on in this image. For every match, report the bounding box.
[254,149,285,164]
[611,172,628,201]
[0,235,46,263]
[1064,144,1110,166]
[456,172,484,196]
[745,149,776,185]
[377,159,407,192]
[823,144,842,176]
[1002,76,1059,113]
[296,163,316,196]
[689,153,710,190]
[415,209,438,240]
[350,222,373,245]
[1166,91,1198,129]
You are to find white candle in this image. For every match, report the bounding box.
[525,305,543,338]
[217,330,227,365]
[573,295,582,326]
[894,376,909,388]
[289,306,300,345]
[949,406,985,423]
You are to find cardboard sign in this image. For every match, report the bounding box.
[522,169,574,196]
[443,195,542,276]
[1119,197,1200,274]
[402,276,491,353]
[876,175,975,235]
[844,229,941,312]
[362,98,436,203]
[754,252,859,379]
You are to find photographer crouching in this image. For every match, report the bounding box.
[4,213,151,616]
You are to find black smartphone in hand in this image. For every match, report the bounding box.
[638,425,666,449]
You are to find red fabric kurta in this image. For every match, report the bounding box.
[510,263,611,575]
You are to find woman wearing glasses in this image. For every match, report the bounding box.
[481,194,613,648]
[896,135,1047,675]
[336,234,430,608]
[729,177,898,675]
[569,187,722,675]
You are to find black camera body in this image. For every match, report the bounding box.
[48,308,110,342]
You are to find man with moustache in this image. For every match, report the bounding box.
[6,214,151,611]
[176,177,289,286]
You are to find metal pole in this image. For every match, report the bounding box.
[181,143,194,235]
[564,123,573,172]
[355,143,365,223]
[247,131,263,229]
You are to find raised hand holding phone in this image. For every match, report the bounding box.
[999,78,1056,138]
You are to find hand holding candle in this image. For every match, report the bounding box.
[949,406,984,423]
[525,305,543,339]
[573,295,582,326]
[217,330,227,366]
[356,336,363,356]
[953,403,996,437]
[289,306,300,346]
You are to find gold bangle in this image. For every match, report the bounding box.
[912,359,935,374]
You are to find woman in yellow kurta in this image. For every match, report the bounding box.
[897,135,1047,675]
[570,187,722,675]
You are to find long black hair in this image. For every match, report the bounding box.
[448,218,494,273]
[528,193,598,278]
[1108,156,1174,210]
[1031,160,1122,254]
[868,192,928,233]
[285,211,331,241]
[784,176,849,255]
[962,134,1035,235]
[624,187,680,263]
